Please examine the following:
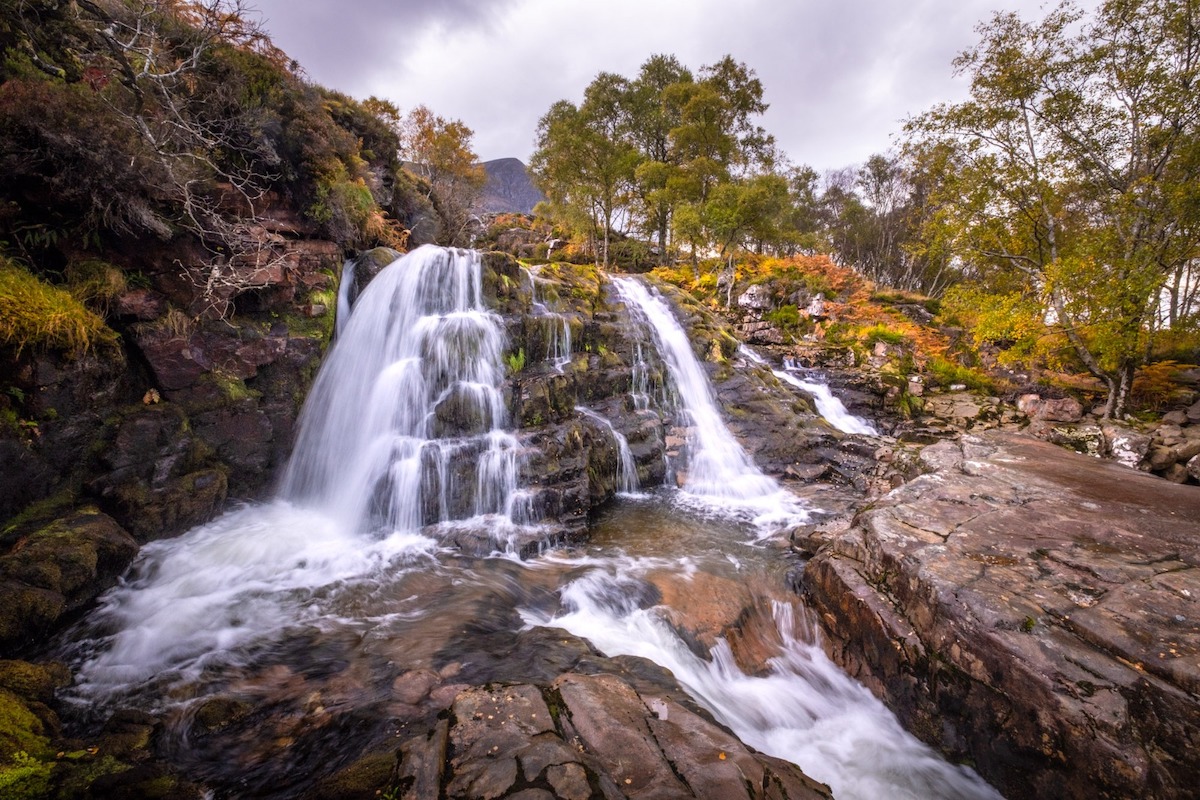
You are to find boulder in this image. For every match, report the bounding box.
[805,432,1200,799]
[1017,393,1084,423]
[0,507,138,648]
[736,283,772,311]
[1161,409,1189,427]
[1187,399,1200,423]
[1101,422,1152,469]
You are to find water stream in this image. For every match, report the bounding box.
[57,249,998,799]
[741,346,877,436]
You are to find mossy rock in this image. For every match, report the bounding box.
[0,662,68,704]
[0,507,137,608]
[0,688,51,762]
[303,750,396,800]
[0,581,64,646]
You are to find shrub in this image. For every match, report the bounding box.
[860,324,909,348]
[926,356,995,393]
[65,259,126,315]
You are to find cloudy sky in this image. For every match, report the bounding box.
[248,0,1072,171]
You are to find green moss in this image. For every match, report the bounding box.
[925,356,995,393]
[0,689,51,762]
[210,371,261,402]
[0,259,117,355]
[0,751,53,798]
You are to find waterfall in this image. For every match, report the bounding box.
[335,257,355,339]
[741,347,878,435]
[779,356,877,435]
[524,266,573,371]
[282,245,529,537]
[576,406,640,494]
[612,278,807,530]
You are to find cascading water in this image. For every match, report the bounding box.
[742,346,878,435]
[335,256,355,339]
[576,406,640,494]
[522,504,1003,800]
[613,277,807,529]
[524,265,573,371]
[283,245,528,535]
[57,248,1002,799]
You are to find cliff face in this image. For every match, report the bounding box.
[0,203,345,652]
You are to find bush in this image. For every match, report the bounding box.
[860,324,909,348]
[926,356,995,393]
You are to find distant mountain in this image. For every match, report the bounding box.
[477,158,544,215]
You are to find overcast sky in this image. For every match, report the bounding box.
[248,0,1076,172]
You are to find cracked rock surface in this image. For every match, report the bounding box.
[804,431,1200,799]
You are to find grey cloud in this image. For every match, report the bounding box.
[245,0,1071,170]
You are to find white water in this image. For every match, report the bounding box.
[576,406,640,494]
[525,266,573,371]
[614,278,808,531]
[335,257,355,339]
[69,502,440,698]
[741,346,877,435]
[283,245,532,536]
[63,248,998,799]
[525,552,1002,800]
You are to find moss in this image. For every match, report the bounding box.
[0,663,67,704]
[0,689,51,762]
[0,750,53,798]
[0,259,118,355]
[209,371,261,403]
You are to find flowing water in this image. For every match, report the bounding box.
[58,249,999,799]
[741,346,877,436]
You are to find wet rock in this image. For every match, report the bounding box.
[805,432,1200,799]
[0,506,138,648]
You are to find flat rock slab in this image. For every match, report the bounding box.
[804,432,1200,799]
[389,675,831,800]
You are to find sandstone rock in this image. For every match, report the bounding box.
[1161,409,1189,426]
[1017,393,1084,422]
[389,672,830,800]
[1100,422,1151,469]
[805,432,1200,799]
[116,287,168,320]
[737,283,772,311]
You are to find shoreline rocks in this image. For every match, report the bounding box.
[803,432,1200,799]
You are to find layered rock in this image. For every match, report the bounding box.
[804,432,1200,799]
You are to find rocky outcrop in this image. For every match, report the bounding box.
[379,674,829,800]
[0,506,138,650]
[804,432,1200,799]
